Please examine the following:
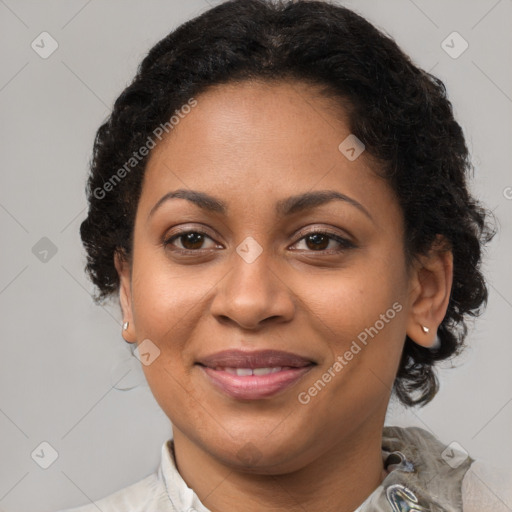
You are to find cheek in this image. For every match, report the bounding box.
[297,273,406,412]
[129,255,227,398]
[130,249,211,339]
[129,259,207,415]
[301,254,408,382]
[305,265,404,338]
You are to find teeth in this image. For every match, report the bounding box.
[253,367,282,375]
[235,368,253,376]
[220,367,284,376]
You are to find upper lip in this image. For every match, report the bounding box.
[197,349,314,369]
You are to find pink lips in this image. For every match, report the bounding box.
[196,349,314,400]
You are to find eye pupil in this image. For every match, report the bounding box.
[182,232,204,250]
[306,233,329,250]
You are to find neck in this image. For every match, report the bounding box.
[171,422,387,512]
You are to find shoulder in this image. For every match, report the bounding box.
[383,425,512,510]
[54,472,170,512]
[462,458,512,511]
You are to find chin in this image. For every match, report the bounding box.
[199,426,313,474]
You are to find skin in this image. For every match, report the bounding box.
[115,80,453,512]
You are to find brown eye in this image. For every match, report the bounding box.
[179,232,206,250]
[304,233,330,251]
[163,230,217,251]
[292,230,355,253]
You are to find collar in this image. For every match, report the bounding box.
[356,426,474,510]
[158,439,211,512]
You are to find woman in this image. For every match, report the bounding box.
[58,0,510,510]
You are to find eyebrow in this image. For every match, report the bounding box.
[147,188,373,221]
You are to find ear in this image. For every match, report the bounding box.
[406,235,453,348]
[114,249,136,343]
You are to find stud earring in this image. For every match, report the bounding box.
[123,321,129,330]
[421,325,429,334]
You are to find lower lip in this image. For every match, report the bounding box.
[199,365,313,400]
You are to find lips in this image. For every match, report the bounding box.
[197,349,313,370]
[196,349,315,400]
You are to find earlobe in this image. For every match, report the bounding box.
[114,250,136,344]
[406,236,453,348]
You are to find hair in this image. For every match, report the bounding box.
[79,0,495,407]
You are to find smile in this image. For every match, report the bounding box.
[196,349,315,400]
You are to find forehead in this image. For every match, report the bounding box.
[146,79,354,167]
[139,80,398,227]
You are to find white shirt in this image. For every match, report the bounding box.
[56,427,512,512]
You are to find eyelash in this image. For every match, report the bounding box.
[162,228,355,255]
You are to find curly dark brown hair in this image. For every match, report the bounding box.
[79,0,495,407]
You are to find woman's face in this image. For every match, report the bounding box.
[117,80,433,472]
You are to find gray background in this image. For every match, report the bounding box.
[0,0,511,511]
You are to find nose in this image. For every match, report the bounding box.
[209,247,296,330]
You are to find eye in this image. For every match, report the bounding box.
[291,229,355,253]
[163,228,355,254]
[163,230,218,252]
